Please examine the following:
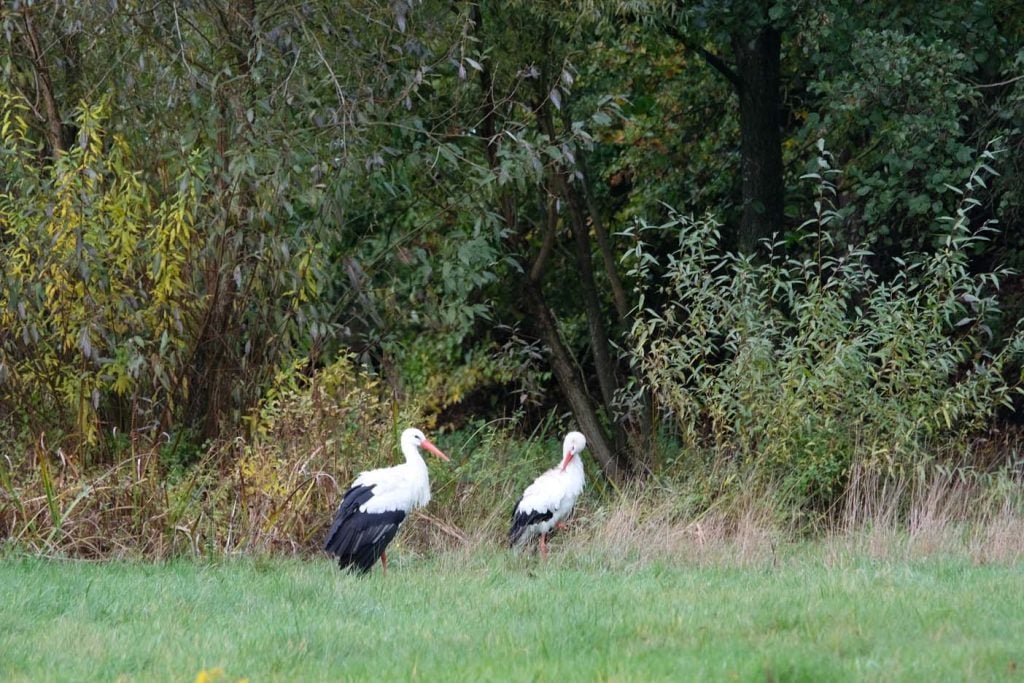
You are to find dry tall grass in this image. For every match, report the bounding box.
[4,445,1022,566]
[3,356,1022,566]
[827,463,1024,565]
[420,463,1024,569]
[0,356,394,559]
[558,484,779,568]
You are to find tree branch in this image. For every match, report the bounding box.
[20,8,65,157]
[663,23,741,91]
[576,149,630,320]
[468,1,628,481]
[535,94,622,427]
[529,190,559,284]
[523,283,626,484]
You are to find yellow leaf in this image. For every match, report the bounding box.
[194,668,224,683]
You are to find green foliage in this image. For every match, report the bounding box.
[623,150,1024,509]
[583,22,739,226]
[2,0,1023,538]
[230,353,394,553]
[987,46,1024,268]
[0,352,395,557]
[158,430,206,481]
[808,29,979,249]
[0,92,206,453]
[356,208,514,412]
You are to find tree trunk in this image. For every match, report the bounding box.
[549,170,620,415]
[733,25,784,253]
[578,151,630,320]
[536,104,619,421]
[19,9,65,158]
[469,2,626,481]
[662,14,785,252]
[523,282,626,483]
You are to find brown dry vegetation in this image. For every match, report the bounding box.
[3,355,1023,565]
[4,444,1022,568]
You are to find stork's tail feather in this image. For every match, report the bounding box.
[508,520,526,548]
[324,484,405,574]
[324,485,376,550]
[508,496,526,547]
[507,504,553,548]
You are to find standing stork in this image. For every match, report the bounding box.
[508,431,586,557]
[324,428,449,574]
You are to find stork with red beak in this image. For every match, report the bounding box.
[508,431,586,557]
[324,428,449,574]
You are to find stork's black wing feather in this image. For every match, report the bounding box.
[324,485,375,548]
[508,496,554,547]
[324,484,406,573]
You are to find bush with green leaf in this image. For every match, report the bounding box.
[0,92,205,457]
[227,353,395,554]
[1,352,403,558]
[804,28,981,251]
[622,144,1024,513]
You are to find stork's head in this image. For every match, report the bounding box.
[402,428,450,462]
[559,431,587,471]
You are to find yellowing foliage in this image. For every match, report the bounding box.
[233,353,393,553]
[0,91,206,448]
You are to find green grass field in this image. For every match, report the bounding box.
[1,549,1022,682]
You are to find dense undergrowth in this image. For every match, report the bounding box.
[2,185,1024,561]
[0,352,560,559]
[2,3,1024,571]
[620,150,1024,512]
[2,347,1022,564]
[3,137,1023,561]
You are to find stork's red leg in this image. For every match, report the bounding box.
[381,550,388,575]
[555,521,567,531]
[539,533,548,559]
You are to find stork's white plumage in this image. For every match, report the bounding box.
[508,431,586,557]
[324,428,449,574]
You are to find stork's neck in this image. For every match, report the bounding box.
[400,440,431,508]
[402,442,428,471]
[560,451,584,479]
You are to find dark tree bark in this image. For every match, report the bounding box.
[522,283,626,483]
[565,181,619,413]
[663,14,785,253]
[57,10,83,152]
[578,151,630,320]
[19,8,65,158]
[538,106,620,417]
[733,25,785,252]
[546,101,661,462]
[574,148,658,455]
[187,0,261,440]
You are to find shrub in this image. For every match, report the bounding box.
[0,90,327,464]
[621,144,1024,513]
[0,92,204,457]
[0,353,398,558]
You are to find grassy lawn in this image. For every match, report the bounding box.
[1,549,1022,682]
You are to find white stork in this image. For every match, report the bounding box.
[324,427,449,574]
[508,431,586,557]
